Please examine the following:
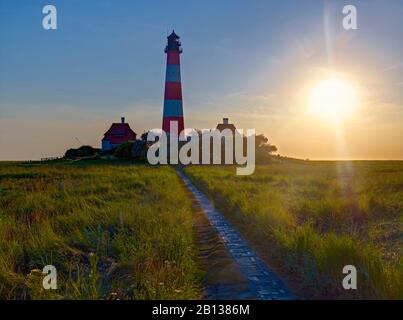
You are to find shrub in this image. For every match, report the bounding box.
[64,146,100,159]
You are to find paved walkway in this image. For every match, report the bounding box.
[178,171,294,300]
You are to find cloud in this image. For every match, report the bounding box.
[383,61,403,72]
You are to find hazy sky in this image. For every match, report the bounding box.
[1,0,402,160]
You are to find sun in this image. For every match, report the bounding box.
[308,78,358,122]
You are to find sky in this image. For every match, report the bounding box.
[0,0,402,160]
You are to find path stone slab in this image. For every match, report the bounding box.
[179,171,294,300]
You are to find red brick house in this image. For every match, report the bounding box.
[101,117,137,151]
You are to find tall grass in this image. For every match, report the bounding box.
[0,162,202,299]
[185,162,403,299]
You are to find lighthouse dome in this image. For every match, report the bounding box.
[168,30,180,40]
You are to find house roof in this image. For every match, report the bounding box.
[102,123,137,144]
[216,123,236,132]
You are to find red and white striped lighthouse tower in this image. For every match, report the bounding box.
[162,30,184,136]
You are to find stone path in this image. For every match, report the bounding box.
[178,170,294,300]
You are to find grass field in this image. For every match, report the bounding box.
[185,162,403,299]
[0,161,202,299]
[1,160,402,300]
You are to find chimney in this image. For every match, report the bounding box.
[223,118,229,125]
[121,117,125,124]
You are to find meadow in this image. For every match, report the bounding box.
[0,161,202,299]
[185,161,403,299]
[1,160,402,300]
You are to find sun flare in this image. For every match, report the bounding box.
[308,78,358,122]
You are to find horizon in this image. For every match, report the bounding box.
[1,0,403,161]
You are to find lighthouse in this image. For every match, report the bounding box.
[162,30,184,136]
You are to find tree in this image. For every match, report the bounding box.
[114,142,134,159]
[255,134,278,163]
[131,140,148,159]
